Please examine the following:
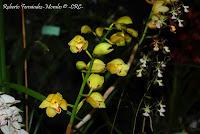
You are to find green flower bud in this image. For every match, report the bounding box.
[87,74,104,90]
[76,61,87,70]
[95,27,104,37]
[93,42,114,56]
[81,25,92,34]
[87,59,105,73]
[115,16,133,25]
[126,28,138,38]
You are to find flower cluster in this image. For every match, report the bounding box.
[147,0,189,33]
[68,16,138,109]
[136,0,189,86]
[142,100,166,118]
[0,93,28,134]
[136,52,169,86]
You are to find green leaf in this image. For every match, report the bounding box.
[0,82,46,101]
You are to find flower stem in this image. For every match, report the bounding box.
[142,117,146,133]
[138,13,152,46]
[132,76,155,134]
[132,6,153,134]
[85,50,93,59]
[66,58,94,134]
[66,24,114,134]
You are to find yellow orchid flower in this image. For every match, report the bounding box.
[115,16,133,30]
[87,74,104,90]
[86,92,106,108]
[39,93,68,117]
[68,35,88,53]
[110,32,132,46]
[107,58,129,76]
[148,15,167,29]
[87,59,105,73]
[152,0,169,14]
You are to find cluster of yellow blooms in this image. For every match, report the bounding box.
[73,16,138,110]
[39,16,138,117]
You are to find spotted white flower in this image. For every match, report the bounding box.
[142,105,151,117]
[157,101,166,117]
[0,93,28,134]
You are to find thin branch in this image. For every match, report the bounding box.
[21,4,29,131]
[110,89,124,134]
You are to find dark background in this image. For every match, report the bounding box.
[2,0,200,133]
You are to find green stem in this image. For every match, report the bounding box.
[132,76,156,134]
[138,12,152,46]
[85,50,93,59]
[132,7,153,134]
[0,1,6,92]
[66,24,114,134]
[100,23,114,43]
[66,58,94,133]
[1,82,46,101]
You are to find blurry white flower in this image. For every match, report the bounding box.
[157,69,163,78]
[155,79,164,86]
[183,5,189,13]
[157,101,166,117]
[163,46,170,53]
[159,61,166,68]
[177,19,184,27]
[140,55,150,67]
[153,44,159,51]
[0,93,28,134]
[151,38,166,52]
[136,67,144,77]
[142,105,151,117]
[170,8,178,20]
[155,61,166,78]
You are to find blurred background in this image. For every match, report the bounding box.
[2,0,200,133]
